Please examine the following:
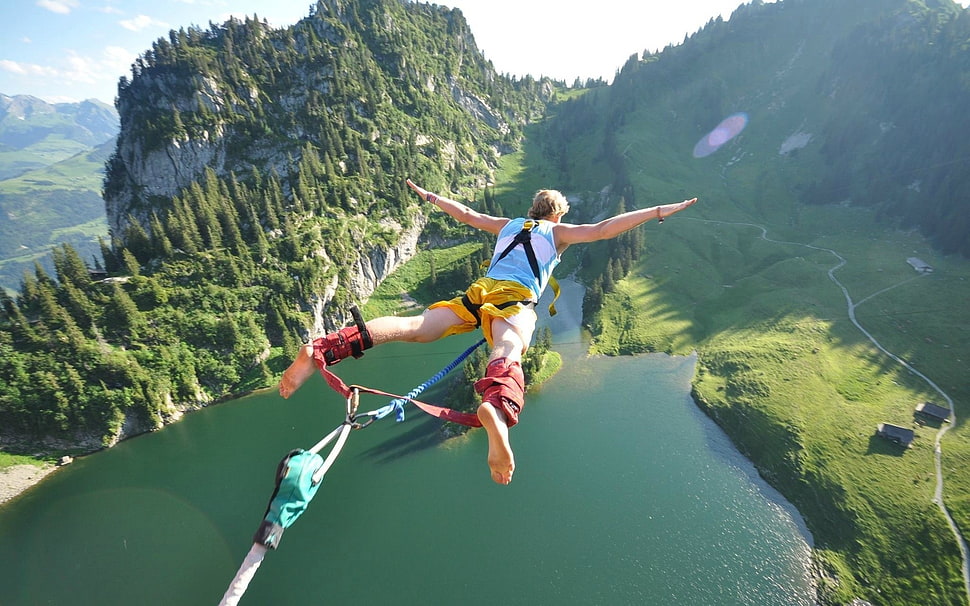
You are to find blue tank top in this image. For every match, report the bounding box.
[485,218,561,301]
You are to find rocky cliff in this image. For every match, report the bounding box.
[102,0,549,326]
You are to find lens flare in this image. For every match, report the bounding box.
[692,112,749,158]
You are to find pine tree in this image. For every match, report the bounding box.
[246,203,271,262]
[121,248,142,276]
[281,325,302,358]
[60,279,98,333]
[124,215,153,263]
[52,244,91,287]
[149,212,174,258]
[35,279,86,349]
[172,195,204,254]
[1,291,39,347]
[102,282,145,342]
[99,236,121,273]
[266,302,289,347]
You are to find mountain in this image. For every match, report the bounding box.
[1,0,553,450]
[0,138,113,253]
[3,0,970,604]
[0,94,117,178]
[0,95,118,293]
[548,0,970,253]
[103,1,549,242]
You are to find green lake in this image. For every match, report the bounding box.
[0,281,814,605]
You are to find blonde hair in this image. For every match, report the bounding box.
[528,189,569,219]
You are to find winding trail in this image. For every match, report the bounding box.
[688,217,970,602]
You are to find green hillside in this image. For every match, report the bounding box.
[0,95,117,294]
[0,94,117,176]
[539,0,970,603]
[3,0,970,604]
[0,140,112,294]
[0,0,554,450]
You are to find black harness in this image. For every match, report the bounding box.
[461,220,541,328]
[493,220,542,284]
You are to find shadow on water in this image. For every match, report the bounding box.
[358,414,447,463]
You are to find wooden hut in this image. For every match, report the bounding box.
[876,423,915,447]
[915,402,951,422]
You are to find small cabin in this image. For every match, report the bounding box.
[876,423,915,447]
[906,257,933,274]
[916,402,951,422]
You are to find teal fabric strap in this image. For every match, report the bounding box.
[253,450,325,549]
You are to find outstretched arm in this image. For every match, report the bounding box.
[554,198,697,247]
[407,179,508,235]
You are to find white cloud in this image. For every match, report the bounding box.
[0,59,59,77]
[1,45,137,97]
[64,51,99,84]
[119,14,169,32]
[102,46,138,75]
[0,60,29,75]
[57,47,138,86]
[36,0,79,14]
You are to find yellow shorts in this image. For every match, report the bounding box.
[429,277,536,347]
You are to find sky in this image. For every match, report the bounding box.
[2,0,967,107]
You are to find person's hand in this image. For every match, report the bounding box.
[657,198,697,223]
[406,179,435,203]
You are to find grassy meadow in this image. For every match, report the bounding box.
[587,199,970,604]
[0,141,111,294]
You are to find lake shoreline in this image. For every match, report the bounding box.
[0,464,57,506]
[0,384,281,509]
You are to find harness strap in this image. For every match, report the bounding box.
[350,305,373,350]
[316,362,483,427]
[546,278,560,317]
[460,295,536,328]
[486,220,560,317]
[494,220,542,281]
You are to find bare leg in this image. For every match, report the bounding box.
[476,313,535,485]
[477,402,514,484]
[277,306,464,399]
[366,306,463,344]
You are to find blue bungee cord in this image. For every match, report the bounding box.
[373,338,486,422]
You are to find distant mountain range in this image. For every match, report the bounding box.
[0,94,119,293]
[0,94,117,177]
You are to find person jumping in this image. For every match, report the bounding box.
[279,179,697,485]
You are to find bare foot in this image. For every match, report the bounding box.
[477,402,515,485]
[279,344,317,399]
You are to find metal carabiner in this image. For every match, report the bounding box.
[350,412,378,430]
[344,386,377,429]
[345,387,360,422]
